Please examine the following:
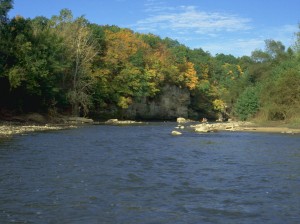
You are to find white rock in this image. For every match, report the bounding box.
[195,126,209,133]
[177,117,186,123]
[172,130,182,135]
[105,119,119,124]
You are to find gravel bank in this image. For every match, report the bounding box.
[0,122,76,138]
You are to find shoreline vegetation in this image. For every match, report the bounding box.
[1,114,299,139]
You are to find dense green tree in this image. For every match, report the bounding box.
[0,0,12,24]
[215,53,238,65]
[138,33,161,48]
[3,16,68,112]
[259,59,300,120]
[0,0,13,73]
[186,48,211,78]
[234,86,260,120]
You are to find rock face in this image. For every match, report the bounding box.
[125,85,190,120]
[67,117,94,124]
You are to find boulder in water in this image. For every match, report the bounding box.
[172,130,182,136]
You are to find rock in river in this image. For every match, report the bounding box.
[172,130,182,136]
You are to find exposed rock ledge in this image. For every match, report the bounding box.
[0,122,76,138]
[176,117,194,123]
[190,121,300,134]
[105,119,143,125]
[191,122,247,133]
[66,117,94,124]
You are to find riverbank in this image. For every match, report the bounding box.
[1,118,300,139]
[0,121,77,138]
[190,121,300,134]
[239,120,300,134]
[0,113,97,138]
[237,126,300,134]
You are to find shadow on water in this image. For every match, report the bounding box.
[0,122,299,223]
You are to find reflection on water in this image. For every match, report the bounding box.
[0,123,299,223]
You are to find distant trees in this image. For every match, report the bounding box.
[0,0,13,73]
[232,30,300,122]
[259,58,300,120]
[1,3,299,122]
[0,0,13,24]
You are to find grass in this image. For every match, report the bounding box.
[250,116,300,129]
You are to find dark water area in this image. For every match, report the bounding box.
[0,123,299,224]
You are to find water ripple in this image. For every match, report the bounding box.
[0,123,299,223]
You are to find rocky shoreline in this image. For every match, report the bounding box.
[0,121,78,138]
[174,117,300,135]
[0,114,95,138]
[191,122,300,134]
[104,119,144,125]
[0,116,147,138]
[1,115,299,139]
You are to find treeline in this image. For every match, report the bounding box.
[1,1,300,122]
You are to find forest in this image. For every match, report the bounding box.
[1,0,300,122]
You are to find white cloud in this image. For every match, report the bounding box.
[199,38,265,57]
[266,25,298,48]
[133,4,252,36]
[199,24,298,57]
[130,1,298,56]
[143,0,176,13]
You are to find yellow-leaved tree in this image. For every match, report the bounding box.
[178,61,199,90]
[51,9,98,116]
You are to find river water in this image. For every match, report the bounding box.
[0,123,299,224]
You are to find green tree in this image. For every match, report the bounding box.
[259,59,300,120]
[234,86,260,120]
[3,16,68,112]
[0,0,12,24]
[0,0,13,74]
[265,39,285,60]
[251,39,286,63]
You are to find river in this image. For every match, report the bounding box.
[0,123,299,224]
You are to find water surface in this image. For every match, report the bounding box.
[0,123,299,223]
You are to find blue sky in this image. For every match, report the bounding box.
[9,0,300,57]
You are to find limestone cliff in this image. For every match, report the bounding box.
[124,85,190,120]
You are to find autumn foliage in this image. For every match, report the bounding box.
[1,4,300,121]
